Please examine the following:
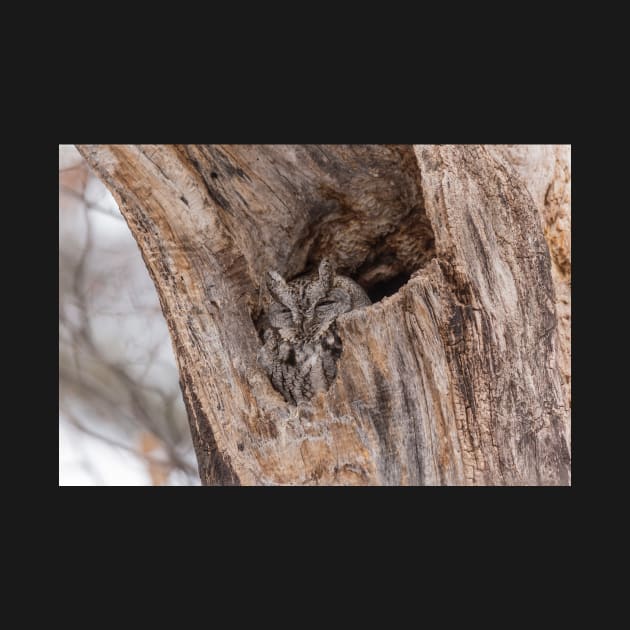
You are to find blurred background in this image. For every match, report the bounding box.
[59,145,199,485]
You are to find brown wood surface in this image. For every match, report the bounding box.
[76,144,571,486]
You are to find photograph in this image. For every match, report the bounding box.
[59,144,571,486]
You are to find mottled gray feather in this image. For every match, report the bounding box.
[258,259,370,404]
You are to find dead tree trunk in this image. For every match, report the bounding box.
[76,144,571,486]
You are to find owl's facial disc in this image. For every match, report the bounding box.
[302,288,352,340]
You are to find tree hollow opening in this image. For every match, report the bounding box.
[365,272,414,303]
[301,201,436,305]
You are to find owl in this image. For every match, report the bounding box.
[258,259,371,405]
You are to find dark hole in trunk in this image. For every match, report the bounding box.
[364,272,413,303]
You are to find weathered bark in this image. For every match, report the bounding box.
[491,145,571,444]
[76,144,571,486]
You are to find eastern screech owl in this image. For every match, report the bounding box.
[258,259,371,405]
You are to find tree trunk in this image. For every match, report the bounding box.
[76,144,571,486]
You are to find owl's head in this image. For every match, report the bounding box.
[266,259,352,343]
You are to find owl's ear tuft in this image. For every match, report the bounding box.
[266,270,290,304]
[318,258,335,291]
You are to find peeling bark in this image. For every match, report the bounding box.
[76,144,571,486]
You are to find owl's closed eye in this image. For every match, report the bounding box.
[268,302,294,330]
